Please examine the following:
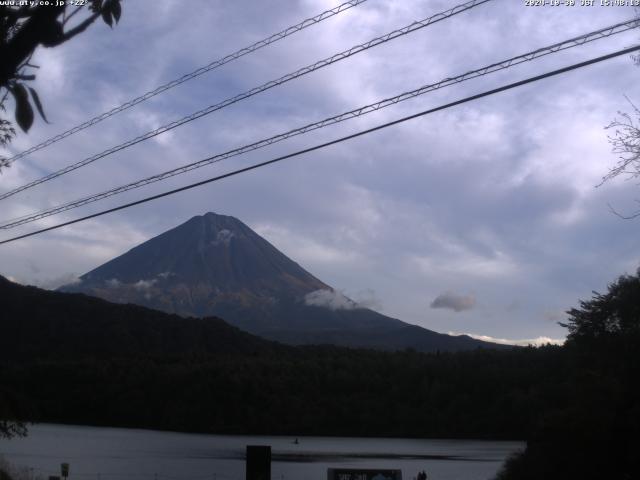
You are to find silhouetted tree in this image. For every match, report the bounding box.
[0,389,26,439]
[0,418,25,440]
[496,268,640,480]
[0,0,122,168]
[560,268,640,341]
[603,100,640,218]
[602,17,640,218]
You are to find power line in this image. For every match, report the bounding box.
[0,0,492,201]
[2,0,369,166]
[1,18,636,230]
[1,44,637,246]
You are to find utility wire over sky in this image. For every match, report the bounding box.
[0,0,492,201]
[1,45,637,246]
[1,0,369,166]
[1,18,636,230]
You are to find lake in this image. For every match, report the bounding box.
[0,424,523,480]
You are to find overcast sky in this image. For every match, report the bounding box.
[1,0,639,345]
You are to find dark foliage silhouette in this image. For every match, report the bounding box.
[496,269,640,480]
[0,0,121,168]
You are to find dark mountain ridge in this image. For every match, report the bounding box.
[61,212,507,352]
[0,274,274,360]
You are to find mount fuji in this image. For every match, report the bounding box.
[61,212,504,352]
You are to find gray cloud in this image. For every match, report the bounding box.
[430,292,476,313]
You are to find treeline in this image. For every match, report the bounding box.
[2,346,566,439]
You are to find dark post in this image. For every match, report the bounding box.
[246,445,271,480]
[60,463,69,480]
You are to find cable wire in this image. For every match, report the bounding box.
[1,18,636,230]
[2,0,369,166]
[0,0,492,201]
[1,44,637,246]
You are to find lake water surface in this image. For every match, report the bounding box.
[0,424,523,480]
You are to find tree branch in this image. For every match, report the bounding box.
[607,202,640,220]
[62,5,84,26]
[0,88,10,107]
[52,11,102,46]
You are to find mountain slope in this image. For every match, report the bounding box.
[61,212,506,352]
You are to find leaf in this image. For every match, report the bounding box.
[10,84,34,133]
[28,87,49,124]
[102,7,113,27]
[111,0,121,23]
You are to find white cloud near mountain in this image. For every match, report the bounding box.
[304,287,383,311]
[211,229,235,246]
[304,289,357,311]
[7,272,82,290]
[41,273,82,290]
[351,288,383,311]
[451,332,565,347]
[133,279,157,291]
